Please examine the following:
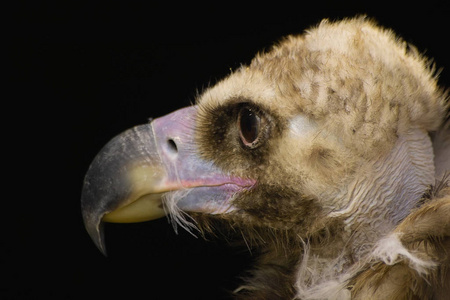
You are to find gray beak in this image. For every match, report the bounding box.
[81,123,166,255]
[81,106,255,255]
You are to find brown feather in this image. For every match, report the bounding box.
[351,180,450,299]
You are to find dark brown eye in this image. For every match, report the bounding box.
[238,107,261,148]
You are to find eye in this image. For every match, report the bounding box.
[238,106,261,148]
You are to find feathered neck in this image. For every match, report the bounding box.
[295,128,436,299]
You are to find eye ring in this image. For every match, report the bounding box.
[238,106,262,148]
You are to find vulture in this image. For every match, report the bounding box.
[82,17,450,299]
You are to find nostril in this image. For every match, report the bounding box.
[167,139,178,154]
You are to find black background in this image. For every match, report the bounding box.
[7,2,449,299]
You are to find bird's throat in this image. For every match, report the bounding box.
[330,128,435,258]
[295,130,435,298]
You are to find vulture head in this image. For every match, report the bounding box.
[82,17,449,299]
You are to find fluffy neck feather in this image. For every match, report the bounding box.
[295,128,435,299]
[331,128,434,252]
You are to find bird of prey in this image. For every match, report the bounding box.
[82,17,449,299]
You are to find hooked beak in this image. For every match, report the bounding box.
[81,106,255,255]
